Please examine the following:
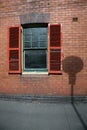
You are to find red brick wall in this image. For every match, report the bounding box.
[0,0,87,96]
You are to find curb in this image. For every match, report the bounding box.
[0,94,87,103]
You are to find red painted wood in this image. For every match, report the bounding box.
[8,27,21,73]
[48,24,62,74]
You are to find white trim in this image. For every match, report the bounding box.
[22,72,48,75]
[22,72,49,77]
[21,26,24,72]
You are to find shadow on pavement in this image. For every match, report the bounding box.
[73,104,87,130]
[63,56,87,130]
[0,125,5,130]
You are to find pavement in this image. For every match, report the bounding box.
[0,100,87,130]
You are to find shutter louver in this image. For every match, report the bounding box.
[8,27,21,73]
[48,24,61,74]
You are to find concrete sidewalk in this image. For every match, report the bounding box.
[0,100,87,130]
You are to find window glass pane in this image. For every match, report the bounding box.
[39,28,47,47]
[24,41,31,48]
[24,29,32,48]
[32,28,39,48]
[25,50,47,69]
[24,27,47,48]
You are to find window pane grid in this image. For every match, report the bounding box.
[23,25,48,71]
[24,28,47,49]
[24,50,47,70]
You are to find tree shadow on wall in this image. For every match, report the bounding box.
[62,56,87,130]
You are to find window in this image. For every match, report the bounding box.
[8,24,61,74]
[23,24,48,72]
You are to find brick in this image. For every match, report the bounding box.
[0,0,87,96]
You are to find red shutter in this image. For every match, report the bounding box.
[8,27,21,73]
[48,24,61,74]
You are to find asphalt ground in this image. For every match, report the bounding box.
[0,100,87,130]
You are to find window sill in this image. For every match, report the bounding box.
[22,72,49,77]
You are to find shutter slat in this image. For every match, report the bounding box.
[50,25,60,47]
[8,27,21,73]
[9,28,19,48]
[48,24,61,74]
[50,49,61,71]
[9,61,19,71]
